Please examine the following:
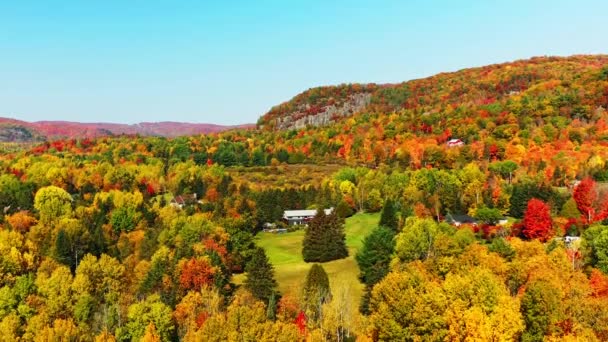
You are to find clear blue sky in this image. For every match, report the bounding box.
[1,0,606,125]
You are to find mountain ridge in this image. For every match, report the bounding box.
[258,54,608,130]
[0,117,254,142]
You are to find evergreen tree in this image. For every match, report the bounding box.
[302,209,348,262]
[303,264,331,323]
[356,226,395,314]
[266,291,277,320]
[521,280,560,342]
[379,198,399,231]
[244,247,278,303]
[54,229,72,268]
[509,181,556,218]
[336,199,354,218]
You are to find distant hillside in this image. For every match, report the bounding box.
[259,55,608,130]
[0,117,253,142]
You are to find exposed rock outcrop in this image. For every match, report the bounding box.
[274,93,372,130]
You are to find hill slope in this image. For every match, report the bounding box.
[0,117,253,142]
[259,55,608,130]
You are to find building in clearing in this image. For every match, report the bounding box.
[445,213,478,227]
[283,208,333,225]
[447,138,465,147]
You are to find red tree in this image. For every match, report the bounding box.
[590,269,608,298]
[294,311,306,335]
[522,198,553,242]
[574,178,597,223]
[573,178,608,224]
[179,257,216,291]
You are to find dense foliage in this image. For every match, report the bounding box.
[302,210,348,262]
[0,55,608,340]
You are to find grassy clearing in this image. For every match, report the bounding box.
[240,212,379,304]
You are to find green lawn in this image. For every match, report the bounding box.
[236,212,379,304]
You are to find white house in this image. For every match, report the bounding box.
[283,208,333,225]
[445,213,477,227]
[447,139,465,147]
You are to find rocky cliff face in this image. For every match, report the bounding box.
[275,93,371,130]
[267,92,372,130]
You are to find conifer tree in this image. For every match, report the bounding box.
[244,247,278,304]
[356,226,395,314]
[303,264,331,323]
[266,291,277,320]
[55,229,72,268]
[302,209,348,262]
[379,198,399,231]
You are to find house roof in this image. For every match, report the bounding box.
[283,208,333,219]
[171,193,197,205]
[445,213,477,224]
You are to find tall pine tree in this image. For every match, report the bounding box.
[302,209,348,262]
[54,229,72,268]
[379,198,399,231]
[356,226,395,314]
[303,264,331,323]
[244,247,278,304]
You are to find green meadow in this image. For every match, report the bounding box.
[244,212,379,304]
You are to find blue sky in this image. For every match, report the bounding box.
[1,1,606,125]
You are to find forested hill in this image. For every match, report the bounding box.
[259,55,608,130]
[0,117,254,142]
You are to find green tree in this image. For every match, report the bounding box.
[509,181,555,218]
[489,160,518,183]
[119,294,175,342]
[244,247,278,304]
[520,280,560,341]
[110,206,138,233]
[488,237,516,261]
[356,226,395,314]
[0,175,35,215]
[560,197,581,219]
[303,264,331,323]
[335,199,354,218]
[474,206,503,225]
[379,198,399,231]
[302,209,348,262]
[34,186,73,225]
[251,148,266,166]
[582,225,608,273]
[54,229,72,267]
[395,218,443,263]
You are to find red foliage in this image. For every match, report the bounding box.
[563,218,582,236]
[179,257,216,291]
[573,178,608,224]
[590,269,608,297]
[294,311,306,335]
[566,249,581,264]
[146,183,155,196]
[195,312,209,328]
[488,144,499,161]
[480,224,501,240]
[205,188,219,202]
[10,169,22,178]
[522,198,553,242]
[277,295,299,320]
[203,238,228,262]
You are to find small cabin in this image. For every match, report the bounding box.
[445,213,477,227]
[447,139,465,148]
[170,193,198,209]
[283,208,333,225]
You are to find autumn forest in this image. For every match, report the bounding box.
[2,55,608,341]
